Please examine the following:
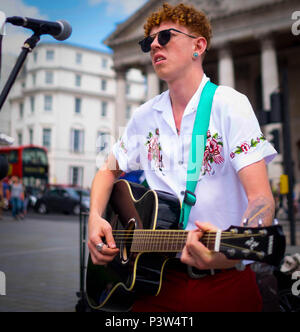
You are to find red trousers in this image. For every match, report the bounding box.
[132,266,262,312]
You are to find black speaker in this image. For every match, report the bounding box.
[0,154,9,180]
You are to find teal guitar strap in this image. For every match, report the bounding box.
[179,81,218,230]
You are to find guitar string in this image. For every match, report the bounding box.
[110,233,264,240]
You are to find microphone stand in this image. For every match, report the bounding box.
[0,32,41,111]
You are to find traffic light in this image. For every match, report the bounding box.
[269,128,280,153]
[270,92,283,123]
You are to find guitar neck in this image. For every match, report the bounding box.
[121,230,216,253]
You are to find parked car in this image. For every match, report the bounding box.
[73,188,90,211]
[35,187,89,215]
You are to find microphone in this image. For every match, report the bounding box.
[6,16,72,41]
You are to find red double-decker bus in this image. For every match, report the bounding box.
[0,145,49,188]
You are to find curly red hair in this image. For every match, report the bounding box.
[143,2,212,49]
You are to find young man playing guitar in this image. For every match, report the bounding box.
[88,3,277,312]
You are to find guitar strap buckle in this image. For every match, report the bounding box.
[183,190,197,206]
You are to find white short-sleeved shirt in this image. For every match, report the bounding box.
[113,74,277,231]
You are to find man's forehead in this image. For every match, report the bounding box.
[149,21,188,35]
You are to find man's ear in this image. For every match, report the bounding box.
[194,37,207,57]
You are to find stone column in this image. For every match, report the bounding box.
[261,36,280,110]
[260,34,282,182]
[146,64,160,100]
[218,44,235,88]
[114,68,127,140]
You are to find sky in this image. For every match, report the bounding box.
[1,0,148,55]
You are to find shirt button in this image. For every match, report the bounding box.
[178,161,184,166]
[180,191,185,196]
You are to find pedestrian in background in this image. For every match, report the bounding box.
[10,176,24,220]
[0,180,4,220]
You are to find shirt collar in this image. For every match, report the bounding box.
[152,74,210,116]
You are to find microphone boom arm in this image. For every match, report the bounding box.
[0,32,41,111]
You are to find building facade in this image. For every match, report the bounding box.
[9,43,145,188]
[104,0,300,188]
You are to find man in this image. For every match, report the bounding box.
[88,3,277,312]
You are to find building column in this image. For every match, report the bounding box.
[261,36,280,110]
[218,44,235,88]
[114,68,127,140]
[146,64,160,100]
[260,34,282,182]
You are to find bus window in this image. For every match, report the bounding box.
[23,148,48,166]
[8,150,18,164]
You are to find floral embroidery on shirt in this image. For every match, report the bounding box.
[202,130,224,176]
[119,139,128,154]
[145,128,164,172]
[230,134,266,159]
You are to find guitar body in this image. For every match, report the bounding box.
[86,180,182,312]
[86,180,286,312]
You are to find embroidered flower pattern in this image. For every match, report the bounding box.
[145,128,164,172]
[119,139,127,154]
[202,130,224,176]
[230,134,266,159]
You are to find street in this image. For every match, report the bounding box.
[0,210,299,312]
[0,211,81,312]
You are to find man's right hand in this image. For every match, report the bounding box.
[88,212,119,265]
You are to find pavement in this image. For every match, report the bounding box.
[0,211,81,312]
[0,210,299,312]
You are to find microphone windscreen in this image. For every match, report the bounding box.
[0,155,8,181]
[54,20,72,41]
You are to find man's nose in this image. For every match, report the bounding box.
[150,34,161,50]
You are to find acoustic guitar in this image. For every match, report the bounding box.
[86,180,286,312]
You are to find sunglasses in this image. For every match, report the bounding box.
[138,28,197,53]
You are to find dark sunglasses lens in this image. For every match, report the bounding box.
[140,36,153,53]
[158,30,171,46]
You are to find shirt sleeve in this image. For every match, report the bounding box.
[112,115,141,173]
[226,91,277,173]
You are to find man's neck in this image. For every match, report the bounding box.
[169,69,204,116]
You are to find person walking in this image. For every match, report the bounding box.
[10,176,24,220]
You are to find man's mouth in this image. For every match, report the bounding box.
[154,55,166,64]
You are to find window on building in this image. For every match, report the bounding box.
[33,52,38,63]
[70,129,84,153]
[30,96,35,113]
[75,98,82,114]
[44,95,53,111]
[101,79,107,91]
[29,128,34,145]
[126,83,131,96]
[76,53,82,64]
[69,166,83,186]
[46,50,55,61]
[126,105,132,120]
[17,132,23,146]
[19,103,24,119]
[32,73,36,86]
[101,101,108,117]
[102,58,108,69]
[75,74,81,87]
[43,128,52,149]
[97,131,110,153]
[45,71,54,84]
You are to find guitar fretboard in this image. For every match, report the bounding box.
[113,230,217,253]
